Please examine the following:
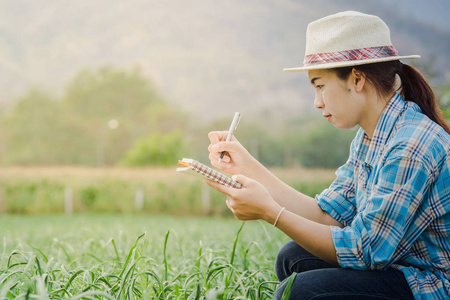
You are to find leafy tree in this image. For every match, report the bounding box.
[0,66,188,166]
[63,66,165,121]
[120,130,185,166]
[60,66,170,165]
[1,88,66,165]
[287,119,355,169]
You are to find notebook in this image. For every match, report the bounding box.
[177,158,243,189]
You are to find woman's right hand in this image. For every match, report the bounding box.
[207,131,257,176]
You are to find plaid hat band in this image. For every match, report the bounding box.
[303,46,399,67]
[284,11,420,72]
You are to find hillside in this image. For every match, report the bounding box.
[0,0,449,123]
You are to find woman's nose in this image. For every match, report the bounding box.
[314,94,324,109]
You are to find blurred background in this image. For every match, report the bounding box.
[0,0,449,215]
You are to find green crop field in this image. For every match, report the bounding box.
[0,167,335,298]
[0,214,290,299]
[0,167,335,216]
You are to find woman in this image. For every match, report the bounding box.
[206,11,450,300]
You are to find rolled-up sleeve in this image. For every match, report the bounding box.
[316,135,360,227]
[331,157,432,270]
[316,161,357,227]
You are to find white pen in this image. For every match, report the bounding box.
[218,112,241,164]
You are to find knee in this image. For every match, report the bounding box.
[274,273,305,300]
[275,240,307,281]
[275,240,304,267]
[273,272,319,300]
[274,277,290,300]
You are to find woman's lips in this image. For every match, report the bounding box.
[323,114,332,122]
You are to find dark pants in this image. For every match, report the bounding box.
[274,241,415,300]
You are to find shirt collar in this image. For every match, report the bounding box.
[363,93,408,166]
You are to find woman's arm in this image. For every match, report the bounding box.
[205,174,339,266]
[247,162,343,227]
[275,209,339,266]
[208,131,342,227]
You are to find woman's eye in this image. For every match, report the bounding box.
[315,85,324,90]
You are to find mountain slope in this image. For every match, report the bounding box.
[0,0,449,123]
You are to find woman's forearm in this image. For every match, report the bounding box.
[244,162,342,227]
[273,208,339,266]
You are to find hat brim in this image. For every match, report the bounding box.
[283,55,420,72]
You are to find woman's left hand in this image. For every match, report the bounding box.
[205,174,282,223]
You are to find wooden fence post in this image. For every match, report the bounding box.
[201,184,210,215]
[65,187,73,215]
[135,187,144,210]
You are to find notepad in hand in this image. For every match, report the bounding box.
[177,158,243,189]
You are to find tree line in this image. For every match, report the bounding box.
[0,65,448,169]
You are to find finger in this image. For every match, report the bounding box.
[210,159,233,172]
[207,144,231,162]
[225,197,233,210]
[205,179,234,196]
[207,141,223,153]
[210,141,239,156]
[208,148,232,168]
[231,174,251,187]
[208,131,228,144]
[210,154,231,167]
[225,197,238,217]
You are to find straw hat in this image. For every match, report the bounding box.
[284,11,420,72]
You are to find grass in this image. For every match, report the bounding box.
[0,214,289,299]
[0,166,335,298]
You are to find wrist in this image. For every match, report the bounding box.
[265,203,284,226]
[273,206,286,227]
[243,158,266,179]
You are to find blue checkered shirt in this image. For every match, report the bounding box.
[316,93,450,299]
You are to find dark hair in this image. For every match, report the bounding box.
[330,61,450,134]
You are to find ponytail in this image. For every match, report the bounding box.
[331,61,450,134]
[399,63,450,134]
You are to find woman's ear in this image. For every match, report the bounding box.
[351,68,366,92]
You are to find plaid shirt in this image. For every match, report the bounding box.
[316,93,450,299]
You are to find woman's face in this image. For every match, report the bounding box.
[308,69,367,129]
